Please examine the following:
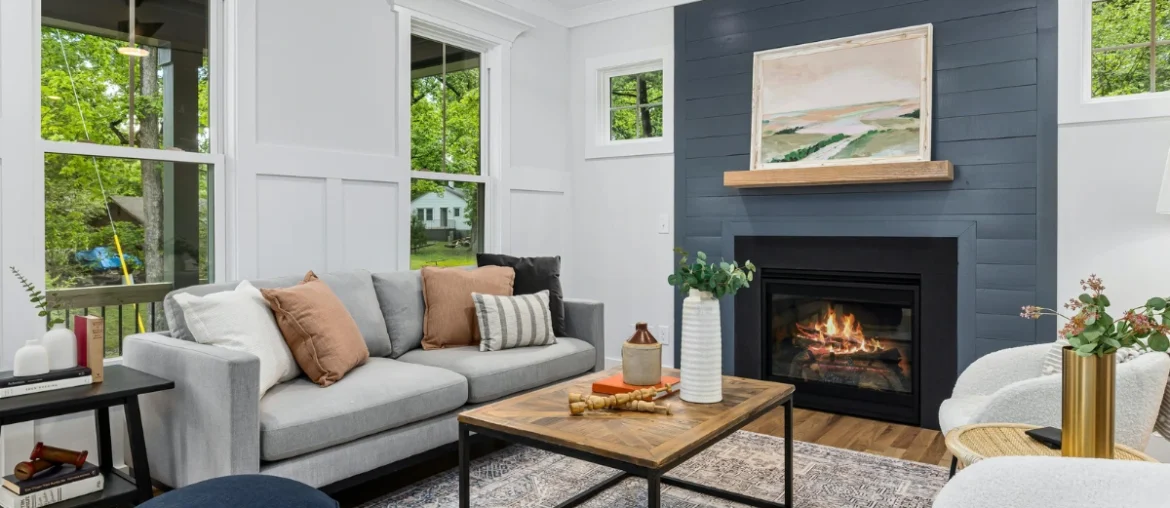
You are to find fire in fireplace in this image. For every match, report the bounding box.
[764,271,920,424]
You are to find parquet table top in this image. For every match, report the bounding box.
[458,368,795,468]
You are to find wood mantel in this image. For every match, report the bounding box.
[723,160,953,188]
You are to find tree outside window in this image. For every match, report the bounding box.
[609,71,664,140]
[410,35,484,269]
[1091,0,1170,97]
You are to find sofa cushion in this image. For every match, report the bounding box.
[477,254,566,337]
[163,270,392,357]
[164,275,302,343]
[372,270,425,358]
[397,337,595,403]
[259,358,467,461]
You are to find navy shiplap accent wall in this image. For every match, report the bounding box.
[673,0,1058,372]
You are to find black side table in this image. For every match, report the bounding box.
[0,366,173,507]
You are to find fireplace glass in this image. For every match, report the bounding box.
[765,273,919,423]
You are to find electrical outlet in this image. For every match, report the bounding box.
[656,324,671,346]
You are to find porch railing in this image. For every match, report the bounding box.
[45,282,173,358]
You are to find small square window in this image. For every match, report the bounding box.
[454,207,461,217]
[1090,0,1170,97]
[608,70,664,141]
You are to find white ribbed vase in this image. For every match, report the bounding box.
[680,289,722,403]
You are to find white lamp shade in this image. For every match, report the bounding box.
[1158,146,1170,214]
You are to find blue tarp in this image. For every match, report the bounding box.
[75,247,141,271]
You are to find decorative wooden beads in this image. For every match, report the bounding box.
[14,442,89,481]
[568,392,672,416]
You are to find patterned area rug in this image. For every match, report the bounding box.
[358,431,948,508]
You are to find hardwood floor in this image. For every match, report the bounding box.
[332,407,952,506]
[744,407,953,467]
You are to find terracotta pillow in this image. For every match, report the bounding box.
[261,271,369,386]
[421,266,515,349]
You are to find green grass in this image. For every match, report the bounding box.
[410,242,476,269]
[779,133,848,162]
[831,128,918,160]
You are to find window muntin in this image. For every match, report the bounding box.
[1091,0,1170,97]
[608,70,664,140]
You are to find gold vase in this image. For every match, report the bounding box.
[1061,347,1116,458]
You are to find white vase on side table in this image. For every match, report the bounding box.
[44,323,76,370]
[680,289,723,403]
[13,340,50,377]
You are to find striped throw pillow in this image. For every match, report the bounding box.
[472,290,557,351]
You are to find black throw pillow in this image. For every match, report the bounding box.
[476,254,566,337]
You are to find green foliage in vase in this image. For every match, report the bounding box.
[1021,275,1170,357]
[9,267,62,329]
[666,248,756,299]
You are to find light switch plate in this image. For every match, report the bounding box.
[657,213,671,234]
[656,324,671,345]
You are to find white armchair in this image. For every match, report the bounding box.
[933,456,1170,508]
[940,344,1170,450]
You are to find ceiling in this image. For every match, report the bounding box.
[488,0,700,28]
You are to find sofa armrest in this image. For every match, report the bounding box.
[563,298,605,372]
[953,343,1050,398]
[122,333,261,488]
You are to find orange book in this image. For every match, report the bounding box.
[592,374,680,398]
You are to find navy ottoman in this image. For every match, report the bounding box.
[140,475,338,508]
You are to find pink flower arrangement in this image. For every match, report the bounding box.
[1020,275,1170,357]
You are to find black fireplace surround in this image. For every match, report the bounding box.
[734,236,958,429]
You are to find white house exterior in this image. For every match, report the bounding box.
[411,187,472,231]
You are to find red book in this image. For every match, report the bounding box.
[73,316,104,383]
[591,374,680,398]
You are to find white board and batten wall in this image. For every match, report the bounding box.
[569,8,677,368]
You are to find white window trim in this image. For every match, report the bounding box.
[585,45,674,159]
[393,4,519,265]
[1060,0,1170,124]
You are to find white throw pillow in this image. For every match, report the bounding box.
[172,281,300,396]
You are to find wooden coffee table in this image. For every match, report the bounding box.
[945,423,1158,476]
[458,368,795,508]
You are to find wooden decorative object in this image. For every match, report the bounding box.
[13,459,59,481]
[30,442,87,468]
[568,391,672,416]
[724,160,953,188]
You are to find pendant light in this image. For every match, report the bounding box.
[117,0,149,57]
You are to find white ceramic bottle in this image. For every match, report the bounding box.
[13,339,50,377]
[43,323,76,370]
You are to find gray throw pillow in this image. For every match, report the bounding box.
[372,271,426,358]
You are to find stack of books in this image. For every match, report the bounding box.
[0,368,91,399]
[0,463,101,508]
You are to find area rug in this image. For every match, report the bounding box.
[358,430,948,508]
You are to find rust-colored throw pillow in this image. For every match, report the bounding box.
[261,271,369,386]
[421,266,515,350]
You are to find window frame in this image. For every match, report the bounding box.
[396,4,509,268]
[607,67,665,141]
[1062,0,1170,123]
[584,46,674,159]
[37,0,227,284]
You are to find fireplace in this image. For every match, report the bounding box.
[765,270,919,424]
[733,236,958,429]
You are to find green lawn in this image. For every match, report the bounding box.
[411,242,476,269]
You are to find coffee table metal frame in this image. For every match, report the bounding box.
[458,394,794,508]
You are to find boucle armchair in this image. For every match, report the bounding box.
[939,343,1170,449]
[933,456,1170,508]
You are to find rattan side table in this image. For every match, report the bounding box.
[944,423,1157,477]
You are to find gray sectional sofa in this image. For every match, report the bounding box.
[122,269,604,489]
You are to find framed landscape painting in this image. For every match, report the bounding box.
[750,25,933,171]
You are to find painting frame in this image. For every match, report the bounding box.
[750,24,933,172]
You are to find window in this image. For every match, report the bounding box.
[410,34,485,269]
[609,71,664,140]
[454,207,461,217]
[584,46,674,159]
[1091,0,1170,97]
[39,0,220,358]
